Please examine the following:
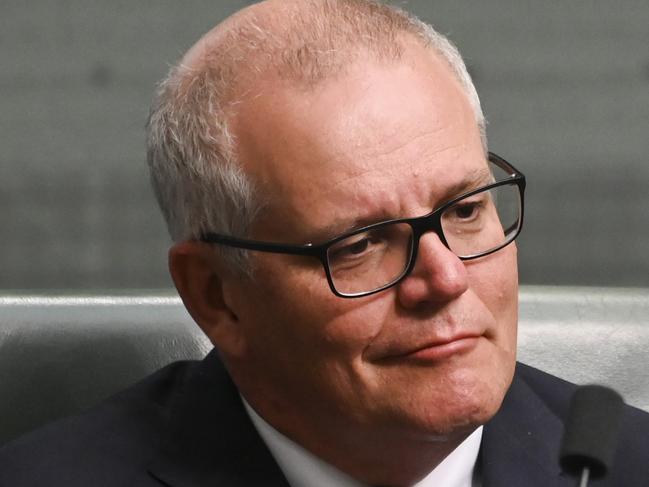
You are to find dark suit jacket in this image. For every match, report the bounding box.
[1,349,648,486]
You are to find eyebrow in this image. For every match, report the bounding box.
[436,167,493,205]
[310,166,494,244]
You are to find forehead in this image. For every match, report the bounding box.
[232,44,486,240]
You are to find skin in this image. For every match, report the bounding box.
[170,8,519,487]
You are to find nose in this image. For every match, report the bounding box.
[396,232,468,308]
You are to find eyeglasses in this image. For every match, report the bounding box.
[201,152,525,298]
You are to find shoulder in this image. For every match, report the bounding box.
[0,359,201,487]
[513,362,576,417]
[514,362,649,482]
[515,362,649,424]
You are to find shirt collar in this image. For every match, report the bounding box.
[243,399,482,487]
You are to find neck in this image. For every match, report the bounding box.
[305,426,473,486]
[244,395,476,486]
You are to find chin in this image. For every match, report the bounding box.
[410,359,515,439]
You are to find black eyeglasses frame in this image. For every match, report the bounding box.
[201,152,526,298]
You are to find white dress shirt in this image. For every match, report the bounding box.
[243,400,482,487]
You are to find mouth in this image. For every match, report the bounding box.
[377,333,483,364]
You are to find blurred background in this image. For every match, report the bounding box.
[2,0,648,291]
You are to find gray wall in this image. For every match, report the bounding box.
[2,1,648,290]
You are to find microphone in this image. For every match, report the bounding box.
[559,385,624,487]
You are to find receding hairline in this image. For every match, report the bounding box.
[180,0,306,76]
[177,0,469,98]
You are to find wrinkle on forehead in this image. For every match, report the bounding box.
[231,37,484,243]
[248,117,475,227]
[319,158,490,228]
[253,148,488,245]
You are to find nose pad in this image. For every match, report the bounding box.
[397,232,468,307]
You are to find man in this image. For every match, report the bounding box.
[1,1,648,486]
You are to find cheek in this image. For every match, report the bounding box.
[467,245,519,348]
[232,260,395,415]
[244,256,389,357]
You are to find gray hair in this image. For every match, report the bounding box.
[146,0,487,273]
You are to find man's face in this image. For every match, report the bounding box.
[224,44,518,446]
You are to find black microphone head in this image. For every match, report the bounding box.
[559,384,625,478]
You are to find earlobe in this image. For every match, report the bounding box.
[168,242,246,357]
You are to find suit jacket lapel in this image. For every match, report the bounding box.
[480,365,574,487]
[147,349,290,487]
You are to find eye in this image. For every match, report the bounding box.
[330,234,376,260]
[327,223,412,271]
[450,201,482,221]
[344,238,370,255]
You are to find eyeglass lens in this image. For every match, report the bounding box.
[326,182,521,296]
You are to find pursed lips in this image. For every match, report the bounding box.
[367,331,485,363]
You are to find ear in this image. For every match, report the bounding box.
[169,242,247,357]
